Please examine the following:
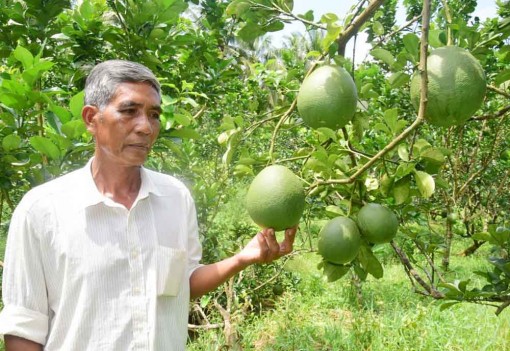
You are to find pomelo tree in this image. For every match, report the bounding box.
[0,0,509,345]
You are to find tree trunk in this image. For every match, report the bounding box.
[442,219,453,271]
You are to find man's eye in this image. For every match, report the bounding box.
[151,112,161,120]
[120,108,137,115]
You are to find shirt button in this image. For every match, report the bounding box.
[131,249,138,258]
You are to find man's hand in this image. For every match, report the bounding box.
[5,335,43,351]
[189,226,298,299]
[236,226,297,266]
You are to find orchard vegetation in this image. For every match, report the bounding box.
[0,0,509,349]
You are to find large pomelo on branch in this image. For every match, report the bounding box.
[297,65,358,130]
[246,165,305,231]
[410,46,486,127]
[317,216,361,265]
[356,203,399,244]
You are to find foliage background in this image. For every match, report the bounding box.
[0,0,509,349]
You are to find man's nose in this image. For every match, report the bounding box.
[135,113,155,135]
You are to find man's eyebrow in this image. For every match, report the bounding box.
[118,100,162,113]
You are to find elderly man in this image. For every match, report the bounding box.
[0,60,297,350]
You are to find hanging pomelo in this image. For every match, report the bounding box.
[410,46,486,127]
[246,165,305,231]
[297,65,358,130]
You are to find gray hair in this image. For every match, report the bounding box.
[84,60,161,109]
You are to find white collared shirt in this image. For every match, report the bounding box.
[0,160,203,350]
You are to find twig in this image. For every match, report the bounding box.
[391,241,444,299]
[249,1,326,30]
[373,15,422,48]
[188,323,224,330]
[308,112,424,189]
[337,0,386,56]
[472,104,510,121]
[488,84,510,98]
[496,301,510,316]
[440,0,454,46]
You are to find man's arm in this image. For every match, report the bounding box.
[189,227,296,299]
[5,335,43,351]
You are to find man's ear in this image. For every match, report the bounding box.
[82,105,100,135]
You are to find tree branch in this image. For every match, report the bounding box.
[488,84,510,98]
[337,0,386,56]
[472,104,510,121]
[391,241,444,299]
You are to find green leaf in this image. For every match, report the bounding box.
[414,170,435,198]
[394,176,411,205]
[372,20,384,35]
[412,138,432,155]
[428,30,447,48]
[321,22,342,51]
[398,144,409,161]
[358,246,384,279]
[402,33,420,62]
[325,205,344,217]
[2,134,21,151]
[388,72,410,88]
[322,261,350,282]
[238,22,265,42]
[316,127,337,142]
[169,128,202,139]
[494,69,510,86]
[226,0,250,16]
[14,46,34,69]
[264,20,284,32]
[370,48,395,66]
[395,162,415,179]
[471,232,491,242]
[29,136,61,160]
[173,113,192,126]
[50,103,72,124]
[420,148,445,164]
[320,13,339,24]
[233,164,254,177]
[383,107,398,126]
[61,120,86,139]
[70,91,84,120]
[79,0,95,19]
[440,301,460,311]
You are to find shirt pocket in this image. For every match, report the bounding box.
[157,246,187,297]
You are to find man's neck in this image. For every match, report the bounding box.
[90,157,143,210]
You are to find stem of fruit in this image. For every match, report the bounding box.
[440,0,454,46]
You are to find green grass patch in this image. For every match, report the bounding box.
[188,249,510,351]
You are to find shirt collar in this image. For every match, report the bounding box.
[78,158,165,208]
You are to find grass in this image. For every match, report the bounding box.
[188,244,510,351]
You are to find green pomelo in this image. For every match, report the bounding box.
[297,65,358,130]
[246,165,305,231]
[357,203,399,244]
[317,216,361,265]
[410,46,486,127]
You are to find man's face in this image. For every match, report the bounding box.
[86,82,161,167]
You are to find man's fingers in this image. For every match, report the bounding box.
[280,226,297,255]
[262,228,280,259]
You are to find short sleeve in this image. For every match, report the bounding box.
[0,203,49,345]
[185,193,203,277]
